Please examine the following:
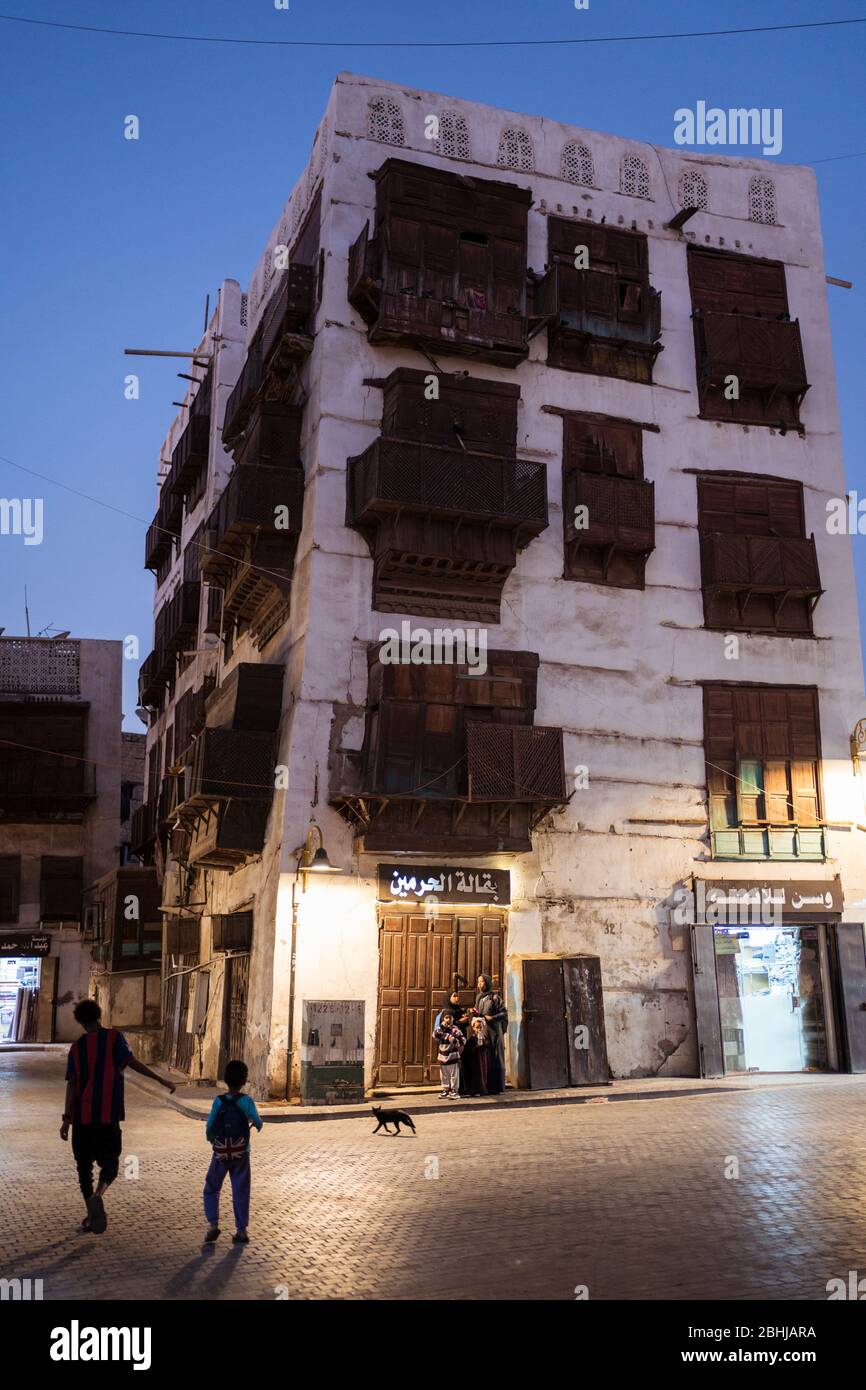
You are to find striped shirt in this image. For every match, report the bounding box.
[66,1027,133,1124]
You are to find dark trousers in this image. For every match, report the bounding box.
[71,1123,122,1201]
[204,1153,251,1231]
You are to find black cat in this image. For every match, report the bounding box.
[371,1105,416,1135]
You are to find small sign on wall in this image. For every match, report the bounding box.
[300,1000,365,1106]
[378,864,511,906]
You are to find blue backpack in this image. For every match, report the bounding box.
[212,1094,249,1162]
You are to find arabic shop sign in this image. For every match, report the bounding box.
[691,878,843,925]
[378,864,511,906]
[0,933,51,957]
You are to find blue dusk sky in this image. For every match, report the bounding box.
[0,1,864,727]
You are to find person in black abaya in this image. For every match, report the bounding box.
[473,974,507,1093]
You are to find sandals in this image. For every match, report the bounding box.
[87,1195,107,1234]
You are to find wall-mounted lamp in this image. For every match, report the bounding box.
[851,718,866,775]
[295,821,340,879]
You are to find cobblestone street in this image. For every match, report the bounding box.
[4,1052,866,1301]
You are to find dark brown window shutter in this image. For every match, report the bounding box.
[40,856,83,922]
[0,856,21,923]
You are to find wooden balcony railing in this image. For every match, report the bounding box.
[532,263,661,348]
[171,413,210,496]
[564,473,656,554]
[695,312,809,397]
[222,342,263,445]
[465,724,567,803]
[0,758,97,812]
[138,650,163,708]
[261,264,315,364]
[701,533,822,600]
[129,797,158,855]
[200,465,304,583]
[347,439,548,537]
[154,582,200,659]
[178,727,277,808]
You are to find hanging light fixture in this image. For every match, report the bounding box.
[298,821,340,876]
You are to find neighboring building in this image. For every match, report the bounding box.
[0,636,121,1041]
[120,731,146,861]
[135,74,866,1098]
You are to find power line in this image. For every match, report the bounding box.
[0,13,865,49]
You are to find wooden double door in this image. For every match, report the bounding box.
[376,907,505,1085]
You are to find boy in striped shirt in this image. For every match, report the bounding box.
[60,998,175,1234]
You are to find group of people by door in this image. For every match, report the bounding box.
[432,974,507,1098]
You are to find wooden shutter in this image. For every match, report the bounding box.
[375,701,424,794]
[791,759,820,828]
[563,417,643,479]
[689,247,788,316]
[40,856,83,921]
[0,856,20,923]
[763,761,791,822]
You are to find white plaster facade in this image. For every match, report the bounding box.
[145,75,866,1096]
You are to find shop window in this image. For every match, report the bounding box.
[704,685,824,860]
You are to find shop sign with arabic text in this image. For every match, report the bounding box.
[378,865,510,906]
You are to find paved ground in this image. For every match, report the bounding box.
[4,1052,866,1301]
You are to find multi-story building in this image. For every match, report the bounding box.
[0,636,124,1041]
[136,73,866,1099]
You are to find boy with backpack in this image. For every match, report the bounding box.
[203,1059,263,1245]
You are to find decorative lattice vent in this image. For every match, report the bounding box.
[436,110,471,160]
[620,154,651,198]
[239,294,248,329]
[678,169,708,210]
[561,141,594,187]
[0,638,81,695]
[497,127,534,171]
[748,175,777,225]
[368,96,405,146]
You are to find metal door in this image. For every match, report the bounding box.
[563,955,609,1085]
[834,924,866,1072]
[523,958,569,1090]
[690,925,725,1077]
[223,954,251,1066]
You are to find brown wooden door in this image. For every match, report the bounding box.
[221,954,250,1074]
[376,908,505,1085]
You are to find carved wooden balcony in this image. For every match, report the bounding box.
[222,342,263,446]
[701,532,822,625]
[129,798,159,856]
[531,263,662,379]
[347,439,548,536]
[138,650,163,708]
[176,727,277,811]
[0,758,97,817]
[154,581,200,661]
[170,413,210,498]
[347,440,548,623]
[144,494,179,571]
[201,465,305,583]
[260,264,315,367]
[563,473,656,571]
[695,311,808,403]
[334,719,566,854]
[185,801,273,869]
[172,675,217,760]
[348,227,528,367]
